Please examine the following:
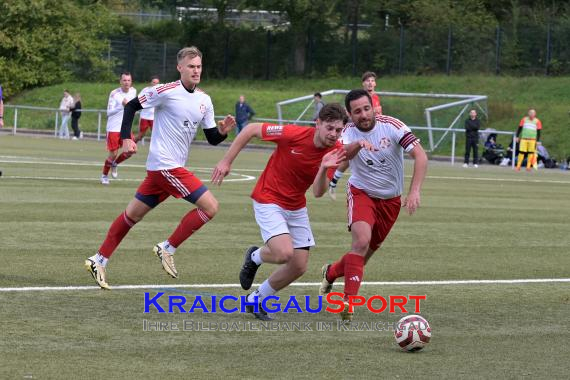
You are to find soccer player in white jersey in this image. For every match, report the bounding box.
[134,75,160,143]
[101,72,137,185]
[328,71,383,199]
[320,89,428,320]
[85,46,236,289]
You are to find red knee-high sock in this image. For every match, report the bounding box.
[167,209,213,248]
[98,211,137,258]
[343,253,365,297]
[115,152,131,165]
[327,253,349,282]
[102,158,113,175]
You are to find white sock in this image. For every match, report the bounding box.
[247,280,277,303]
[163,240,176,254]
[91,253,109,267]
[333,169,344,181]
[251,248,263,265]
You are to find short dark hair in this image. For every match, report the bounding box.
[345,89,372,113]
[318,103,347,123]
[150,75,160,81]
[314,92,322,98]
[361,71,377,82]
[120,71,132,79]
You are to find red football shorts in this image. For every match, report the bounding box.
[139,118,154,134]
[106,131,134,152]
[135,167,208,207]
[347,184,401,251]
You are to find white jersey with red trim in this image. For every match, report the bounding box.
[106,87,137,132]
[139,86,156,120]
[138,80,216,170]
[342,115,420,199]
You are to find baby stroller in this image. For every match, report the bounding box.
[482,133,506,165]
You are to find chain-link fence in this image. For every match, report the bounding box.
[106,20,570,81]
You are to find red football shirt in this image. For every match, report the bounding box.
[251,124,341,210]
[371,93,382,115]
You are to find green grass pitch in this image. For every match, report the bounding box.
[0,135,569,379]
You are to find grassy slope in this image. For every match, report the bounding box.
[4,75,570,157]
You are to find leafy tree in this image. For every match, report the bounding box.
[245,0,339,75]
[0,0,119,97]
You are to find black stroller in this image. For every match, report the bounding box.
[482,133,506,165]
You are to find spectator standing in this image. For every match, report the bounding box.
[58,90,74,139]
[463,109,480,168]
[0,84,3,177]
[235,95,255,134]
[0,84,4,129]
[70,93,83,140]
[312,92,325,121]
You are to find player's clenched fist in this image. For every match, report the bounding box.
[217,115,236,135]
[122,139,137,155]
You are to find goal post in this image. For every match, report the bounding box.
[276,90,489,153]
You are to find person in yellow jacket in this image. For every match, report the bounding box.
[515,109,542,172]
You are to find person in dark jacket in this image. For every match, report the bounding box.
[235,95,255,134]
[463,109,480,167]
[70,93,83,139]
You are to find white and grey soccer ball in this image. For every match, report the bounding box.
[394,315,431,352]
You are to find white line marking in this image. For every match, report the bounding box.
[0,158,264,172]
[1,278,568,292]
[1,174,256,183]
[2,157,569,184]
[424,175,570,185]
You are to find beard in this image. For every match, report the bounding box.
[355,117,374,131]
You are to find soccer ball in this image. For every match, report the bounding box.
[394,315,431,352]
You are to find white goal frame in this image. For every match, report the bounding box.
[276,89,489,153]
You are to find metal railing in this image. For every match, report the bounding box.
[2,104,515,167]
[4,104,107,141]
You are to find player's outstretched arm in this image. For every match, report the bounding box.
[403,144,428,215]
[313,148,347,198]
[211,122,264,185]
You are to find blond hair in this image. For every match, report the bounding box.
[177,46,202,63]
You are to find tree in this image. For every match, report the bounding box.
[246,0,339,75]
[0,0,119,97]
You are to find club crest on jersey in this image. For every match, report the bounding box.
[380,137,392,149]
[200,104,206,114]
[183,120,198,131]
[266,125,283,136]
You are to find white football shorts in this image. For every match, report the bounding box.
[252,200,315,249]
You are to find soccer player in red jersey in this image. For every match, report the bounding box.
[85,47,236,289]
[362,71,382,116]
[101,72,137,185]
[328,71,383,199]
[212,103,375,320]
[320,89,428,321]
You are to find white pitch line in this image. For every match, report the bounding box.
[1,278,568,292]
[0,158,264,172]
[1,174,255,183]
[3,158,570,184]
[423,175,570,185]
